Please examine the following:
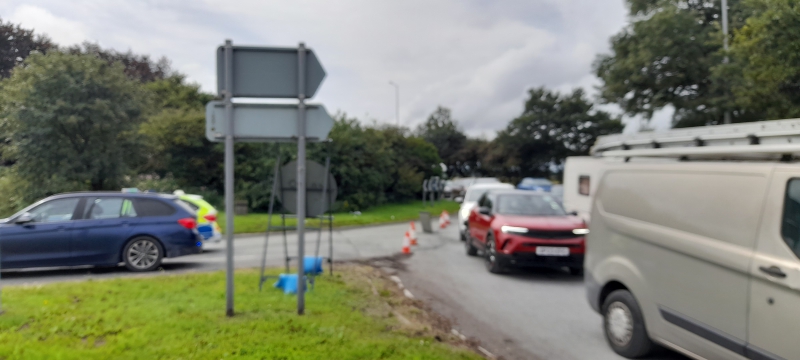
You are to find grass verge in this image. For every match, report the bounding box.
[219,200,460,234]
[0,265,480,359]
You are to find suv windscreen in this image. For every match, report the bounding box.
[496,194,566,216]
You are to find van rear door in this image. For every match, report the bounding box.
[747,170,800,359]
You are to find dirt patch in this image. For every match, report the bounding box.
[339,261,496,359]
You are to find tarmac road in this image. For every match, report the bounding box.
[395,223,689,360]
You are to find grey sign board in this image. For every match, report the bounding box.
[205,101,334,142]
[216,46,326,98]
[277,160,338,217]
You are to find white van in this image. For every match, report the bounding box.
[582,119,800,360]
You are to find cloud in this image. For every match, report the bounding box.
[7,4,89,46]
[2,0,630,135]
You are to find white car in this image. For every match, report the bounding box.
[457,182,514,240]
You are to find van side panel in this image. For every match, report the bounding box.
[589,165,766,359]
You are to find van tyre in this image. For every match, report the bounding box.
[123,236,164,272]
[602,290,654,358]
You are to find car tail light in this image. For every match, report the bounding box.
[178,218,197,229]
[204,214,217,222]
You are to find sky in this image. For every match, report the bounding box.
[0,0,673,136]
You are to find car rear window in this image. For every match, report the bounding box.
[174,199,198,215]
[132,198,177,217]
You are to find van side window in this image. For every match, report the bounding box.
[579,176,590,196]
[780,179,800,258]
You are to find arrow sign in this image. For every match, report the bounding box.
[216,46,326,98]
[205,101,334,142]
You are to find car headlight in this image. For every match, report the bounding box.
[459,207,471,220]
[501,225,528,234]
[572,228,590,235]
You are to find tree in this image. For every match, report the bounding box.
[594,0,751,127]
[0,52,149,201]
[721,0,800,120]
[487,88,622,181]
[66,42,171,83]
[416,106,467,174]
[0,18,53,79]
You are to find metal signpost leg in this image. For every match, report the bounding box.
[296,43,307,315]
[223,39,236,317]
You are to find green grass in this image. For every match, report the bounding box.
[219,200,460,234]
[0,268,479,360]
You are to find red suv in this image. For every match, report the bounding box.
[466,189,587,274]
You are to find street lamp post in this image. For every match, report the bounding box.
[389,81,399,126]
[722,0,731,124]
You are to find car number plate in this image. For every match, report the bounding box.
[536,246,570,256]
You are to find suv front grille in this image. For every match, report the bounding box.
[519,229,579,240]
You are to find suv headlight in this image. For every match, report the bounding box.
[460,207,471,220]
[572,228,589,235]
[501,225,528,234]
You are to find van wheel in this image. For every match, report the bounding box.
[602,290,654,358]
[123,236,164,272]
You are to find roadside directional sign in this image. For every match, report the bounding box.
[216,46,326,98]
[205,101,334,142]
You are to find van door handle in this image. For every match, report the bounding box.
[759,266,787,278]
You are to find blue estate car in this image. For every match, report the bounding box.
[0,192,203,272]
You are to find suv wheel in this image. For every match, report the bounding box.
[123,236,164,272]
[602,289,654,358]
[484,234,504,274]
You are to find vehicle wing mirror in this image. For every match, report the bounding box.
[478,207,491,215]
[569,211,578,216]
[15,212,34,224]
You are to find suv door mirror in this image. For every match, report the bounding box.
[569,211,578,216]
[14,212,34,224]
[478,207,491,215]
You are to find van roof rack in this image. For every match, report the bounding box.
[591,118,800,160]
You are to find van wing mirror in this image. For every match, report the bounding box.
[15,212,34,224]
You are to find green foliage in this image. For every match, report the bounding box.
[0,18,54,79]
[415,106,467,174]
[595,0,752,127]
[310,115,441,211]
[0,268,479,359]
[487,88,623,180]
[0,52,149,202]
[722,0,800,120]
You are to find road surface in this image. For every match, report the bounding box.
[396,223,689,360]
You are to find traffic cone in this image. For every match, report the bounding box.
[439,212,447,229]
[409,222,418,245]
[402,232,412,254]
[443,210,451,226]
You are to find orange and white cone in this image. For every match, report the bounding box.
[402,231,412,254]
[439,211,449,229]
[409,222,418,245]
[443,211,451,226]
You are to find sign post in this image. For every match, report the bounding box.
[223,39,235,317]
[210,41,328,316]
[296,43,307,315]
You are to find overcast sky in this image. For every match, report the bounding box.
[1,0,672,136]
